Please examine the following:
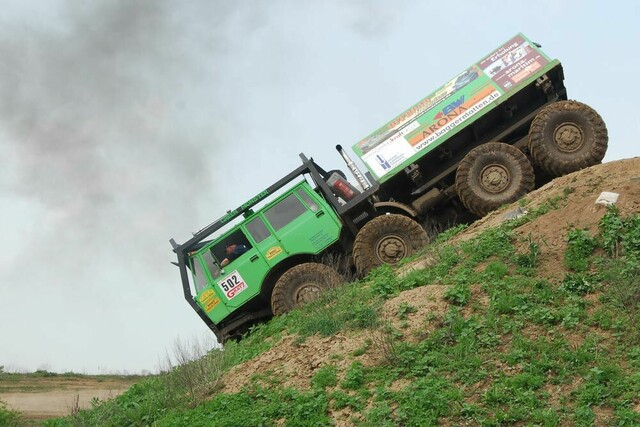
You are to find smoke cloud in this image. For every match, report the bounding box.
[0,1,235,281]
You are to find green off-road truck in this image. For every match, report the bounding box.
[171,33,608,342]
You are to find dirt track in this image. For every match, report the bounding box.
[0,376,136,421]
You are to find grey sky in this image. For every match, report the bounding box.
[1,0,638,373]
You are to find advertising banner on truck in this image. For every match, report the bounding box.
[479,34,548,92]
[351,33,552,181]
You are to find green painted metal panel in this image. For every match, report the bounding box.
[192,181,342,324]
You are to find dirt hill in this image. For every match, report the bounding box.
[218,157,640,425]
[40,157,640,426]
[222,158,640,378]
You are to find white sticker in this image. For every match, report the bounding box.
[362,137,415,178]
[391,120,420,140]
[217,271,248,300]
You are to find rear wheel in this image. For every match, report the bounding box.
[353,214,428,275]
[271,263,342,316]
[455,142,534,217]
[528,100,608,176]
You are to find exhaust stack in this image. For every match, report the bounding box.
[336,145,371,190]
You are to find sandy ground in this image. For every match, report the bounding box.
[0,376,137,421]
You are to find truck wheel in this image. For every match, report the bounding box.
[528,100,608,176]
[455,142,534,217]
[353,214,428,275]
[271,263,342,316]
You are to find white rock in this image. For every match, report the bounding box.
[595,191,619,206]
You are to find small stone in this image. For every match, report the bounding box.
[503,206,528,220]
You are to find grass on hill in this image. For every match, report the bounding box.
[37,205,640,427]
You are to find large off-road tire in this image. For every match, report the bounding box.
[528,100,608,176]
[455,142,534,217]
[353,214,428,275]
[271,263,342,316]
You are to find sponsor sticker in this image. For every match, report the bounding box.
[389,120,420,142]
[205,297,221,312]
[355,66,480,156]
[217,271,248,300]
[265,246,283,260]
[198,289,221,312]
[362,137,415,178]
[479,35,548,92]
[409,87,501,151]
[198,289,215,303]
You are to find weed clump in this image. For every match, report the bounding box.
[564,228,596,272]
[0,401,23,427]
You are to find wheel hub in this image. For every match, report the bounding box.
[553,122,584,153]
[294,284,321,304]
[479,164,510,193]
[375,235,408,264]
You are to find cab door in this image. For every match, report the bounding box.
[262,184,342,256]
[244,215,286,267]
[209,228,270,309]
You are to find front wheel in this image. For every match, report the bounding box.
[353,214,428,275]
[528,100,608,176]
[455,142,535,217]
[271,263,342,316]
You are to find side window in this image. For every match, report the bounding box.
[246,216,271,244]
[265,193,308,231]
[296,188,319,212]
[211,229,252,266]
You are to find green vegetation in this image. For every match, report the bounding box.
[564,228,596,272]
[43,207,640,426]
[0,401,23,427]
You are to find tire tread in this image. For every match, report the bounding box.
[353,214,428,275]
[528,100,608,176]
[455,142,534,217]
[271,263,341,316]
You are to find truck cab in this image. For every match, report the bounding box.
[187,181,343,330]
[172,156,386,342]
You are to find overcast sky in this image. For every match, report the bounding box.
[1,1,638,373]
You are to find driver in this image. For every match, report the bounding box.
[220,243,248,267]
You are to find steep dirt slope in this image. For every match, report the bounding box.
[456,157,639,270]
[217,157,640,425]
